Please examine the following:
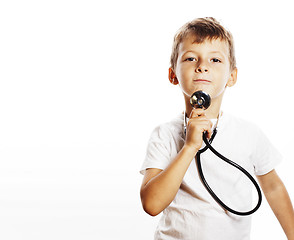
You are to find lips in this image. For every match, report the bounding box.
[194,79,211,83]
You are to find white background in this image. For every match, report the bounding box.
[0,0,293,239]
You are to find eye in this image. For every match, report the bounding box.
[185,57,197,62]
[211,58,221,63]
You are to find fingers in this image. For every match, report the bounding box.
[188,109,213,134]
[205,128,213,139]
[190,108,205,118]
[185,109,213,150]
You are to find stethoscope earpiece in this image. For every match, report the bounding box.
[190,91,211,109]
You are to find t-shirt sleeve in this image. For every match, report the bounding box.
[140,125,172,175]
[252,127,283,176]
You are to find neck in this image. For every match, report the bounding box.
[184,93,224,119]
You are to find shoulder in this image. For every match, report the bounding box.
[149,113,184,141]
[223,112,262,135]
[219,112,266,148]
[153,113,183,134]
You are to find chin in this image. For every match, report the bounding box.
[191,87,212,96]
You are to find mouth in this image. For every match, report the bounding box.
[193,79,211,83]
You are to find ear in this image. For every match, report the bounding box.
[168,68,179,85]
[226,68,237,87]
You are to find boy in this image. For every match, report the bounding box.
[140,17,294,239]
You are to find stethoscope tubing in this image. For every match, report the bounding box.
[185,90,262,215]
[197,131,262,216]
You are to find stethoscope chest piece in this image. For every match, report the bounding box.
[190,91,211,109]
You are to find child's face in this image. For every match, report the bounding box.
[170,35,237,103]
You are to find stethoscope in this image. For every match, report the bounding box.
[184,91,262,216]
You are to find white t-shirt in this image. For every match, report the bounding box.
[140,112,282,240]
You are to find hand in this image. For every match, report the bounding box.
[185,108,213,151]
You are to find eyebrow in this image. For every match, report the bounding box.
[209,51,226,56]
[182,50,225,57]
[209,51,223,54]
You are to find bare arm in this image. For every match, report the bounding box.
[140,109,212,216]
[140,145,197,216]
[257,170,294,239]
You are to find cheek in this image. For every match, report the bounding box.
[214,66,230,81]
[177,64,193,79]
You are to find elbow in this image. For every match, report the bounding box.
[142,201,162,217]
[140,191,162,217]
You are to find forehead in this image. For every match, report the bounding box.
[178,34,230,56]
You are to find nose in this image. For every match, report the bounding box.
[195,64,208,73]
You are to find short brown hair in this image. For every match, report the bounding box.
[170,17,236,70]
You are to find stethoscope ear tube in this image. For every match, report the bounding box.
[197,132,262,216]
